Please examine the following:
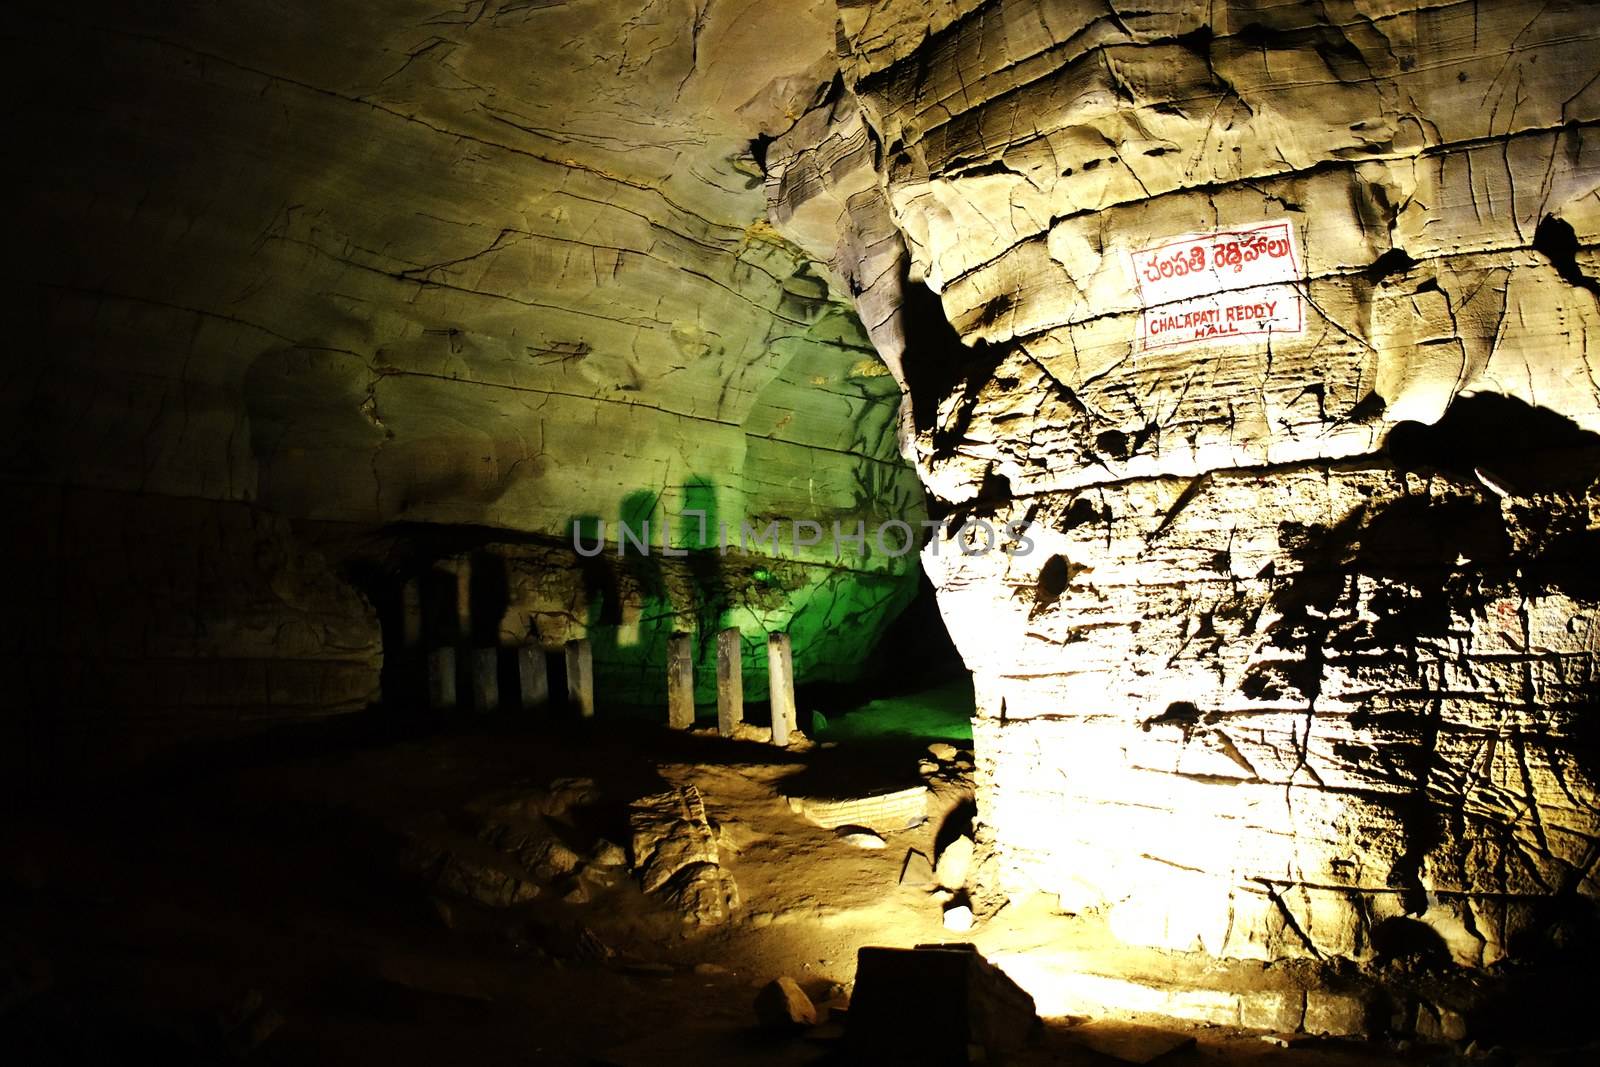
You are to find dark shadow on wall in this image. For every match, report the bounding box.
[344,524,532,717]
[578,490,668,710]
[1389,394,1600,605]
[898,269,1002,443]
[862,568,965,687]
[1387,392,1600,495]
[420,566,460,647]
[570,479,731,710]
[681,476,729,676]
[1241,395,1600,920]
[573,515,621,627]
[467,550,508,647]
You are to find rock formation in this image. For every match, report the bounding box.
[769,0,1600,968]
[630,785,741,925]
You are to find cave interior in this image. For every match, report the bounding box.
[8,1,1600,1064]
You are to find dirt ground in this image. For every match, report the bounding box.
[2,701,1585,1065]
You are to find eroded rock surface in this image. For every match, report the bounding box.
[770,0,1600,968]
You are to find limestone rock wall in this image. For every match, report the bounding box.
[770,0,1600,965]
[8,1,923,770]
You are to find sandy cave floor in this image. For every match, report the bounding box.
[1,688,1577,1066]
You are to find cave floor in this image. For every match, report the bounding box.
[0,697,1542,1066]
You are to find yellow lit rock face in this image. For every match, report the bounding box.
[770,0,1600,966]
[14,3,913,536]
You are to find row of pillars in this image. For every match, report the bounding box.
[425,629,796,746]
[669,630,796,745]
[425,640,592,717]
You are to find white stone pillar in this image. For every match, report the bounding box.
[716,628,742,737]
[667,633,696,730]
[767,632,796,746]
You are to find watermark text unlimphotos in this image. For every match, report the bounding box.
[572,512,1036,560]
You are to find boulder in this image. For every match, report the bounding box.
[942,904,975,933]
[754,977,818,1029]
[935,836,975,890]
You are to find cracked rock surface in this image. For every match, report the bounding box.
[769,0,1600,967]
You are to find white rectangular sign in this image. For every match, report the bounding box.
[1130,221,1304,350]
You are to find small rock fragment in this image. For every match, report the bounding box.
[525,839,584,881]
[588,839,626,867]
[754,977,817,1029]
[928,743,958,761]
[578,863,622,890]
[899,849,936,886]
[943,903,974,932]
[836,826,886,849]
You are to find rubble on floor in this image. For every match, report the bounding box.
[630,786,740,926]
[402,776,625,911]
